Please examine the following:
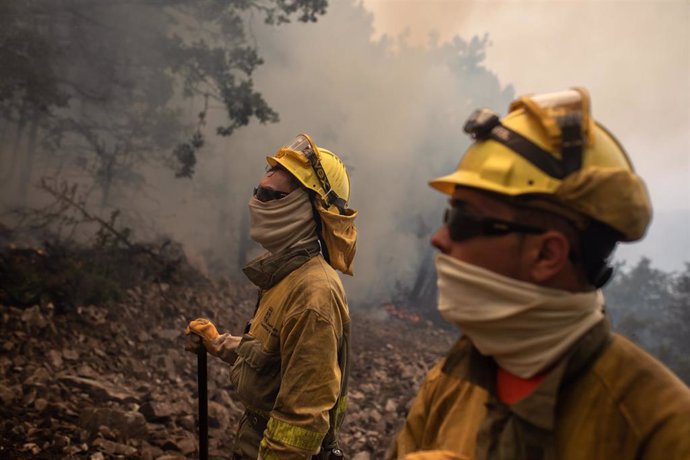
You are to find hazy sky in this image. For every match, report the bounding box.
[360,0,690,270]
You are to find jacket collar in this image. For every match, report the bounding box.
[443,318,612,431]
[242,241,321,290]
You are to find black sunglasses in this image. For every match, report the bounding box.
[444,200,545,242]
[253,186,289,202]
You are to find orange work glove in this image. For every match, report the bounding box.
[185,318,220,355]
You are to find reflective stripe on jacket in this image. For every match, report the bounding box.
[231,244,350,459]
[390,320,690,460]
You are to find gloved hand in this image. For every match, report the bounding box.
[185,318,241,362]
[185,318,220,355]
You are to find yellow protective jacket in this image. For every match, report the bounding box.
[390,320,690,460]
[229,241,350,459]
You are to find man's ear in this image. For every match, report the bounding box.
[529,230,572,284]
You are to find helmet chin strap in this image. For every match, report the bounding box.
[306,190,331,265]
[578,220,622,288]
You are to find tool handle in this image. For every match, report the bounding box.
[198,345,208,460]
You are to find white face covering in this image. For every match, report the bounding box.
[435,253,604,378]
[248,187,318,254]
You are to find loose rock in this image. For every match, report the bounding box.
[1,277,454,458]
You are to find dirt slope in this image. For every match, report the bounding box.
[0,279,456,459]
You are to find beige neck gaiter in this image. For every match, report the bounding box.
[435,253,604,378]
[248,188,318,255]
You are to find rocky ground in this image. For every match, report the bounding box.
[0,277,456,459]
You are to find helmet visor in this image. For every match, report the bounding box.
[273,134,317,162]
[284,134,314,155]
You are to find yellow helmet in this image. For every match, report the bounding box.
[430,88,652,242]
[267,133,351,213]
[267,134,358,275]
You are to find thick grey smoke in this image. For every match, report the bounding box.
[361,0,690,273]
[1,0,580,308]
[45,0,513,306]
[178,1,515,305]
[28,1,685,308]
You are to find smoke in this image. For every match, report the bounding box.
[152,0,689,301]
[360,0,690,273]
[0,1,509,308]
[5,0,686,309]
[0,0,516,307]
[178,0,515,305]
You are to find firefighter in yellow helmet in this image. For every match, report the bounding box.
[186,134,356,459]
[389,89,690,460]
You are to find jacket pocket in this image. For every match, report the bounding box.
[229,334,281,410]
